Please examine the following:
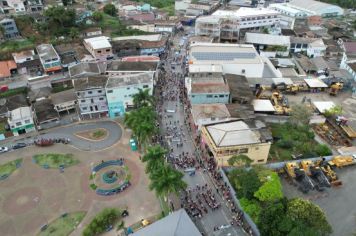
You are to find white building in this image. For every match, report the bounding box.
[340,41,356,81]
[8,106,35,136]
[195,7,280,41]
[83,36,113,61]
[269,0,344,18]
[290,37,326,57]
[191,104,233,130]
[245,33,290,57]
[189,43,265,78]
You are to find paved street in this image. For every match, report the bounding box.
[156,28,247,236]
[0,120,122,151]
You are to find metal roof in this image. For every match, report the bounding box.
[191,52,256,61]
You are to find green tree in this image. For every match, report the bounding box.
[286,198,332,235]
[132,88,155,108]
[258,200,288,236]
[227,154,253,167]
[83,208,120,236]
[142,145,166,174]
[44,6,76,36]
[323,105,342,117]
[149,164,187,197]
[240,198,261,223]
[69,27,79,40]
[103,3,118,16]
[290,104,313,125]
[229,168,262,200]
[254,172,283,202]
[92,11,103,22]
[315,144,332,156]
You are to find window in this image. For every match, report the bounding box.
[143,85,149,88]
[88,91,92,94]
[82,107,87,110]
[219,95,224,98]
[81,99,86,103]
[107,90,113,93]
[99,97,104,101]
[16,122,22,126]
[207,95,213,98]
[98,90,102,93]
[239,148,248,154]
[127,87,130,90]
[97,50,101,53]
[106,49,110,52]
[257,159,265,163]
[192,95,195,98]
[24,119,31,124]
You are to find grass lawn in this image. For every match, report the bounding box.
[0,159,22,178]
[92,129,106,139]
[0,39,35,60]
[269,123,331,161]
[0,87,27,99]
[33,153,79,168]
[38,211,86,236]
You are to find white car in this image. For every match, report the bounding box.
[0,147,8,153]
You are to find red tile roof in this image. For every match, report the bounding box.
[0,60,17,78]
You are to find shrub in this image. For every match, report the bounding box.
[315,144,332,156]
[83,208,120,236]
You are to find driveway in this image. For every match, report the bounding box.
[2,121,122,152]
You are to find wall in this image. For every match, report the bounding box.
[189,92,229,104]
[223,63,264,78]
[77,88,108,115]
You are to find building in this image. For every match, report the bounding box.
[0,94,28,118]
[195,7,280,41]
[0,60,17,79]
[289,0,343,17]
[73,76,109,119]
[106,61,157,77]
[186,71,230,104]
[12,50,42,76]
[191,104,232,130]
[201,120,272,166]
[68,62,105,78]
[54,43,90,69]
[111,34,167,57]
[0,0,25,14]
[344,62,356,81]
[132,209,201,236]
[50,89,77,115]
[0,18,19,40]
[105,72,154,117]
[175,0,219,16]
[290,37,326,57]
[81,27,102,38]
[7,106,35,136]
[83,36,113,61]
[36,44,62,73]
[32,98,60,129]
[245,33,290,57]
[189,43,265,78]
[340,41,356,81]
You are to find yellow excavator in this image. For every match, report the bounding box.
[329,82,343,96]
[271,92,291,115]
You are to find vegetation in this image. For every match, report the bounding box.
[269,123,332,161]
[40,6,76,37]
[290,104,313,125]
[0,159,22,178]
[82,208,121,236]
[103,3,118,17]
[38,211,86,236]
[132,0,174,9]
[227,154,253,167]
[320,0,355,9]
[92,129,107,139]
[228,167,332,236]
[0,87,27,99]
[0,39,35,60]
[323,105,343,117]
[132,88,155,109]
[33,153,79,168]
[265,45,288,52]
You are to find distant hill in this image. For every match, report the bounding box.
[320,0,355,9]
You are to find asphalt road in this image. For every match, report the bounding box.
[159,28,246,236]
[1,121,122,152]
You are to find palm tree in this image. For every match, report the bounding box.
[149,164,187,197]
[132,88,155,108]
[142,145,167,174]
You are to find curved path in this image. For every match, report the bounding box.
[4,121,123,152]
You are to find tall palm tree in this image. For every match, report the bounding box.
[132,88,155,108]
[142,145,167,174]
[149,165,187,197]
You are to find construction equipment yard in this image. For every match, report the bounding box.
[281,164,356,236]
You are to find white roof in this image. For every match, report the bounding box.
[196,16,220,24]
[213,7,278,18]
[304,78,328,88]
[252,99,276,112]
[269,3,304,15]
[10,106,31,120]
[245,33,290,46]
[112,34,162,42]
[189,64,223,73]
[84,36,111,50]
[272,77,293,85]
[313,101,336,113]
[289,0,343,15]
[206,120,261,147]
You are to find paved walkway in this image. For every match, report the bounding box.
[1,120,122,152]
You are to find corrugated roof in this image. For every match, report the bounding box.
[245,33,290,46]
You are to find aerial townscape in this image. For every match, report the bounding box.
[0,0,356,235]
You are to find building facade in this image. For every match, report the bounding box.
[83,36,113,61]
[0,18,19,40]
[36,44,62,73]
[106,72,154,117]
[8,106,35,136]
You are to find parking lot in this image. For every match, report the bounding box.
[281,165,356,236]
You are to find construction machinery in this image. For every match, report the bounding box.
[285,162,299,178]
[335,116,356,139]
[329,82,343,96]
[255,85,269,99]
[315,159,342,186]
[294,168,315,193]
[301,160,330,190]
[271,92,291,115]
[272,82,300,95]
[328,156,356,168]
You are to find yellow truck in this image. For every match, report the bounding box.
[328,156,356,168]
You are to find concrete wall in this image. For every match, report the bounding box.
[189,92,230,104]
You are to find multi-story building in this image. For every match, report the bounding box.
[12,50,42,75]
[186,71,230,104]
[340,41,356,81]
[0,0,42,14]
[188,43,266,78]
[36,44,62,73]
[191,104,233,131]
[105,72,154,117]
[8,106,35,136]
[195,7,280,41]
[290,37,326,57]
[245,32,290,57]
[106,61,157,77]
[73,76,109,119]
[201,120,272,166]
[0,18,19,40]
[83,36,113,61]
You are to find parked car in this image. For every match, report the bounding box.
[13,143,26,149]
[0,147,8,153]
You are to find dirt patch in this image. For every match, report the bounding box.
[75,128,109,141]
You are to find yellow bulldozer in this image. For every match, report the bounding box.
[328,156,356,168]
[329,82,343,96]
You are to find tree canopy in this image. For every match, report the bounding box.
[103,3,118,16]
[142,145,166,174]
[43,6,76,36]
[227,154,253,167]
[290,104,313,125]
[83,208,121,236]
[254,171,283,202]
[132,88,155,108]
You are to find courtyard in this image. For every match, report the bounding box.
[0,122,160,236]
